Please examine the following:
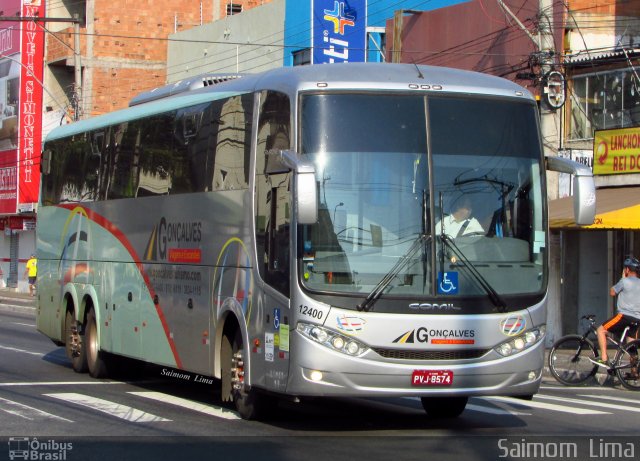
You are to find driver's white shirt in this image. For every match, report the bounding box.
[435,215,484,237]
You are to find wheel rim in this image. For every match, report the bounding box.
[616,342,640,390]
[549,337,597,385]
[66,313,81,359]
[87,319,98,366]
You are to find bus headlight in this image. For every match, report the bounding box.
[297,322,368,357]
[494,325,546,357]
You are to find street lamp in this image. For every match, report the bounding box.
[333,202,344,222]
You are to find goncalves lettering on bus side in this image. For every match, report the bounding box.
[156,217,202,260]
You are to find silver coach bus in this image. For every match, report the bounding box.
[36,63,595,419]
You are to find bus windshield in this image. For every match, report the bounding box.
[298,92,545,310]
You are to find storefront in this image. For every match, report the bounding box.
[549,126,640,337]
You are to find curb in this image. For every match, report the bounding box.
[0,303,36,314]
[0,294,36,315]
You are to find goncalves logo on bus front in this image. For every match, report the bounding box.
[144,216,203,263]
[8,437,72,460]
[392,327,475,345]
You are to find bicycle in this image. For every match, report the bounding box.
[548,314,640,390]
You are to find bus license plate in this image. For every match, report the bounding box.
[411,370,453,386]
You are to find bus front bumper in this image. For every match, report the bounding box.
[284,332,544,397]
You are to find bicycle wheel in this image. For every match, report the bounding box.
[548,335,598,386]
[615,339,640,391]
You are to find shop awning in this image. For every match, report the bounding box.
[549,187,640,229]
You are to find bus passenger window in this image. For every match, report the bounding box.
[108,123,138,199]
[212,94,252,191]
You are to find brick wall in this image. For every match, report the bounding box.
[46,0,273,116]
[93,0,214,61]
[91,67,164,116]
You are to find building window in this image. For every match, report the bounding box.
[293,48,311,66]
[568,68,640,140]
[226,3,242,15]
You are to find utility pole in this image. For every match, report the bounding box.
[0,14,83,120]
[496,0,563,151]
[391,10,422,64]
[73,14,82,120]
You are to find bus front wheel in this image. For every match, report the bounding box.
[221,329,276,420]
[421,396,468,418]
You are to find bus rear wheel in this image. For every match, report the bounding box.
[65,310,87,373]
[85,309,109,379]
[421,396,468,418]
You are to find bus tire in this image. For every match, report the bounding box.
[421,396,468,418]
[65,309,88,373]
[222,329,276,420]
[86,308,109,379]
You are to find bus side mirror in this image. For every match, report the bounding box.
[546,156,596,226]
[296,169,317,224]
[265,150,318,224]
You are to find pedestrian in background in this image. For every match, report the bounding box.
[24,254,37,296]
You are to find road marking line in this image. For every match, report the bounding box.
[2,322,36,327]
[0,344,44,357]
[129,392,241,420]
[466,403,530,416]
[0,381,122,387]
[536,394,640,413]
[44,393,171,423]
[481,396,609,415]
[0,397,73,422]
[578,394,640,405]
[540,385,610,391]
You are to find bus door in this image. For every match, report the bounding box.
[252,90,292,392]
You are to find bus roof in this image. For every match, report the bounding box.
[45,90,244,142]
[46,63,534,143]
[211,63,534,100]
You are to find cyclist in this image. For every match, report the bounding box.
[589,256,640,372]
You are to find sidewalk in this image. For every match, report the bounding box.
[0,287,36,313]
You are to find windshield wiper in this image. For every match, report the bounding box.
[439,234,508,312]
[356,233,431,312]
[357,189,430,312]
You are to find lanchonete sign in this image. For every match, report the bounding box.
[593,126,640,175]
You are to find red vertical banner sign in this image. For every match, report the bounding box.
[0,0,22,214]
[18,0,46,209]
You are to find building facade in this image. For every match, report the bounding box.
[166,0,467,81]
[552,0,640,336]
[0,0,45,291]
[0,0,270,291]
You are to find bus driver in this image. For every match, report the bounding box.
[435,196,484,238]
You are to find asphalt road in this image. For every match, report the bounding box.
[1,307,639,461]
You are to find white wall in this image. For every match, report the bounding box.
[167,0,285,82]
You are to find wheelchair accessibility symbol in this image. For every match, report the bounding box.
[438,272,459,294]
